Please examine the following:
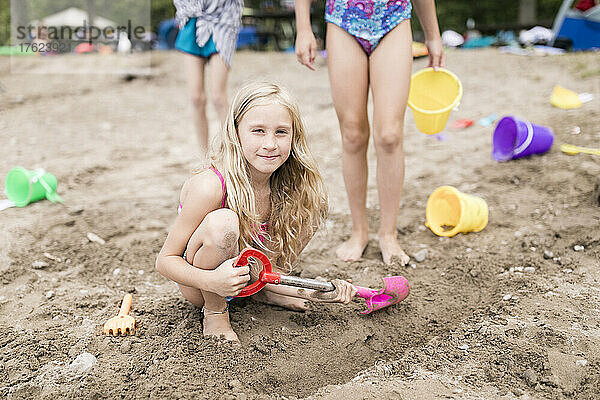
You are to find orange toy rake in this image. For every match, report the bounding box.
[103,294,136,335]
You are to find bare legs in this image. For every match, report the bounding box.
[182,53,230,154]
[370,20,412,265]
[327,21,413,265]
[206,54,230,122]
[179,209,308,343]
[183,54,209,152]
[255,282,309,311]
[179,208,240,343]
[327,23,371,262]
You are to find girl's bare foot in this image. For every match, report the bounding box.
[253,290,309,311]
[336,231,368,261]
[202,307,240,345]
[379,234,410,266]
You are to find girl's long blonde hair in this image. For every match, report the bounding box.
[204,81,328,270]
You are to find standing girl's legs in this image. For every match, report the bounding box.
[178,208,240,342]
[326,23,371,262]
[183,53,209,152]
[207,54,230,124]
[369,19,412,265]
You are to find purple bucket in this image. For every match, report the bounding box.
[492,116,554,162]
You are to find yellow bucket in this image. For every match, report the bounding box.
[408,68,463,135]
[425,186,488,237]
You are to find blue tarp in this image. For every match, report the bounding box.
[556,16,600,50]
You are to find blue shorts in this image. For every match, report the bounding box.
[175,17,219,58]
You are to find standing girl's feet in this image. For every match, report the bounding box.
[336,230,369,261]
[378,233,410,266]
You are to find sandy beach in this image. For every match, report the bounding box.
[1,48,599,399]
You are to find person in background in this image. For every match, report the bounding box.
[295,0,445,265]
[174,0,243,153]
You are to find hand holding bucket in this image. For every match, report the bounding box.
[408,68,463,135]
[4,167,63,207]
[425,186,488,237]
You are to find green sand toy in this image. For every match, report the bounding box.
[5,167,63,207]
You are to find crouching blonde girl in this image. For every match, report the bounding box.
[156,82,356,345]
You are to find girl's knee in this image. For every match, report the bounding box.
[190,92,207,110]
[339,120,369,153]
[374,125,403,152]
[211,94,228,114]
[203,209,240,251]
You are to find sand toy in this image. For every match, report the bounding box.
[103,294,136,336]
[408,68,463,135]
[550,85,582,109]
[492,116,554,162]
[425,185,488,237]
[478,114,498,127]
[451,119,474,129]
[560,143,600,156]
[5,167,63,207]
[233,248,409,314]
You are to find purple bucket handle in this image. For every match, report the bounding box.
[513,121,534,156]
[492,116,554,161]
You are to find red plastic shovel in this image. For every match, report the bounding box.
[233,248,410,314]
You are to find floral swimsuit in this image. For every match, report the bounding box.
[325,0,412,55]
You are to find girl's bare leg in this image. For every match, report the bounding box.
[369,20,412,265]
[180,208,240,342]
[207,54,230,125]
[326,23,371,262]
[182,53,209,153]
[253,289,308,311]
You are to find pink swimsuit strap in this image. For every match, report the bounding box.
[178,167,268,241]
[177,166,226,214]
[209,168,269,232]
[208,166,227,208]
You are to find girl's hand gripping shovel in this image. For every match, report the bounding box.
[233,248,409,314]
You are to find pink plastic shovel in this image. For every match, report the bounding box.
[233,248,410,314]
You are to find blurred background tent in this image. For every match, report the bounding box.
[29,7,117,30]
[26,6,118,53]
[1,0,151,49]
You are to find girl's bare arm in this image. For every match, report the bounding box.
[263,223,356,303]
[294,0,317,70]
[155,172,249,296]
[412,0,445,68]
[264,279,356,305]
